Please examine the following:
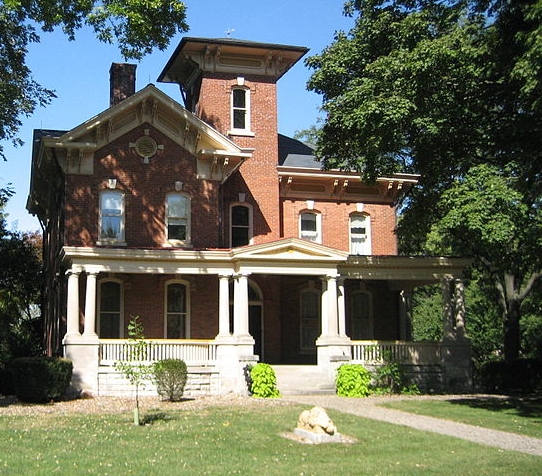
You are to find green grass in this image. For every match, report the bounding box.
[0,403,540,475]
[379,396,542,439]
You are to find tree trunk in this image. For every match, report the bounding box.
[503,295,521,362]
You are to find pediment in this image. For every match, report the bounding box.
[231,238,349,262]
[39,85,251,181]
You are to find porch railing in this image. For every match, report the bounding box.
[99,339,218,366]
[350,341,442,365]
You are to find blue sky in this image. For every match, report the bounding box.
[0,0,353,232]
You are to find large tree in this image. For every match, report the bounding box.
[0,0,189,161]
[306,0,542,361]
[0,188,43,365]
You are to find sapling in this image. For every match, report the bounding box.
[115,316,153,425]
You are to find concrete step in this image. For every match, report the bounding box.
[272,365,335,396]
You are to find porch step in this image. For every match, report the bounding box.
[272,365,335,396]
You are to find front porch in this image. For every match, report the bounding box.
[89,338,471,396]
[60,239,472,396]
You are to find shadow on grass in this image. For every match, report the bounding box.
[448,396,542,419]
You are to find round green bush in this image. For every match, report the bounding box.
[153,359,188,401]
[335,364,372,397]
[250,363,280,398]
[11,357,73,403]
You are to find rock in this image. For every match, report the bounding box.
[296,406,337,435]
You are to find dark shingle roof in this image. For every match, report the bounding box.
[278,134,320,168]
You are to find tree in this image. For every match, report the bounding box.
[0,0,188,161]
[306,0,542,361]
[115,316,154,425]
[0,189,43,366]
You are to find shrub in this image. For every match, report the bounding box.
[372,360,403,394]
[11,357,73,403]
[336,364,371,397]
[0,366,14,396]
[153,359,188,401]
[250,363,280,398]
[481,359,542,394]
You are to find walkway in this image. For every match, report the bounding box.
[286,395,542,456]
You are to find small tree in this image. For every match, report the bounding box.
[115,317,153,425]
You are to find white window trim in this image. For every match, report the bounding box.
[164,279,190,339]
[299,210,322,244]
[165,192,192,247]
[98,189,126,246]
[228,86,254,136]
[349,213,372,255]
[97,278,124,338]
[230,202,253,247]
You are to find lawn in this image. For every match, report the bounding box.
[379,396,542,439]
[0,402,541,475]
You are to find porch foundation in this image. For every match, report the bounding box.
[215,336,257,395]
[63,337,100,395]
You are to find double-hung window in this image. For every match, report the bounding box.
[231,87,250,133]
[98,280,122,338]
[100,190,124,243]
[166,193,190,244]
[299,211,321,244]
[349,213,371,255]
[231,204,252,247]
[166,281,188,338]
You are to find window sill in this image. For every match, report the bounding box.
[227,129,255,137]
[163,241,193,249]
[96,241,127,247]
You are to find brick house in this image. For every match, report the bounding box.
[28,37,472,396]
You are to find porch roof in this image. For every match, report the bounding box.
[61,239,470,284]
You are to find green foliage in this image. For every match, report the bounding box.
[153,359,188,402]
[335,364,371,397]
[249,363,280,398]
[10,356,72,402]
[372,360,403,394]
[0,0,188,160]
[308,0,542,363]
[0,192,43,366]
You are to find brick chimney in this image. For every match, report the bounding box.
[109,63,137,106]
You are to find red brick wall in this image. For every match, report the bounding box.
[64,123,221,249]
[281,199,398,254]
[198,74,281,245]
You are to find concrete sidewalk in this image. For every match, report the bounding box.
[286,395,542,456]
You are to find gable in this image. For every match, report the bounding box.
[231,238,349,261]
[35,85,251,180]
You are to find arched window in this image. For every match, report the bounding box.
[166,193,191,244]
[350,213,371,255]
[350,290,373,340]
[98,280,123,338]
[230,203,252,247]
[299,211,321,244]
[99,190,124,243]
[231,87,250,133]
[300,287,320,351]
[165,281,189,338]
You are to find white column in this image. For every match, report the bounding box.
[65,269,81,339]
[233,273,250,336]
[217,274,231,337]
[326,275,339,337]
[83,272,98,338]
[337,278,346,337]
[320,277,329,337]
